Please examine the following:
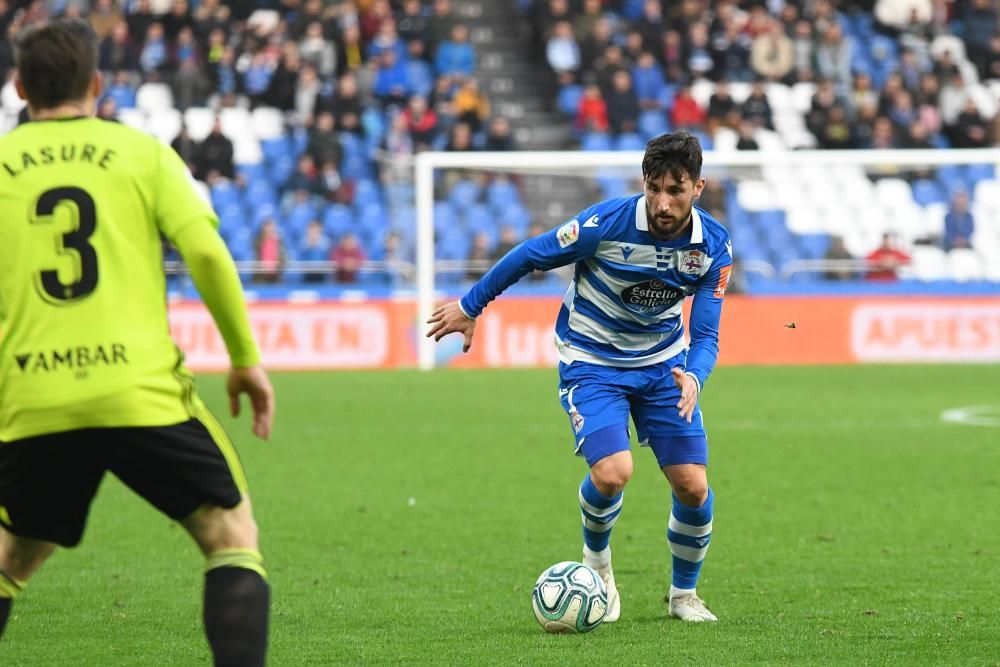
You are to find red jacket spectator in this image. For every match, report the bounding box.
[865,233,910,281]
[670,85,706,129]
[576,84,609,132]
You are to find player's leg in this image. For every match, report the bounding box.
[633,361,717,621]
[108,415,268,667]
[0,528,56,637]
[559,362,635,623]
[0,430,107,638]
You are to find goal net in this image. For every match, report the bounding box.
[414,148,1000,369]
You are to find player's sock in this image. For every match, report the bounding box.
[579,473,623,558]
[668,487,714,590]
[0,571,25,638]
[203,549,269,667]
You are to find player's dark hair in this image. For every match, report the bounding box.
[642,131,703,183]
[15,19,98,110]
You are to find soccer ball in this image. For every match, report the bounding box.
[531,561,608,633]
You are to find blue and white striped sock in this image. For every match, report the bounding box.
[579,474,623,558]
[668,487,714,591]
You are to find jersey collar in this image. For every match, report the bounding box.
[636,195,704,245]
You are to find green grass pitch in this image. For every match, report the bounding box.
[2,365,999,665]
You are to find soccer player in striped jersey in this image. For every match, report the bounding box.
[428,132,732,622]
[0,20,273,663]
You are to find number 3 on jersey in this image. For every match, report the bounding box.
[32,186,99,304]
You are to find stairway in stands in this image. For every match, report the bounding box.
[460,0,595,225]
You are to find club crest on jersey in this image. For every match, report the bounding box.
[556,220,580,248]
[679,250,706,274]
[570,409,585,433]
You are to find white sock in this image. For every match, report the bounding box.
[583,545,611,568]
[669,585,695,599]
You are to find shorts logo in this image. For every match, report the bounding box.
[680,250,706,274]
[556,220,580,248]
[570,410,585,433]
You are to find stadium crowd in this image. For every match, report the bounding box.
[0,0,998,285]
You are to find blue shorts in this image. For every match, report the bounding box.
[557,354,708,469]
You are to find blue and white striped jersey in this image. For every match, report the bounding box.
[460,194,733,390]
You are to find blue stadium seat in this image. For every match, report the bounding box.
[285,202,317,238]
[341,155,374,181]
[386,182,416,208]
[912,179,947,206]
[499,203,532,234]
[269,154,296,186]
[557,85,583,116]
[965,163,995,187]
[261,137,291,162]
[486,179,521,211]
[244,179,278,209]
[217,203,245,242]
[581,132,612,151]
[615,133,645,151]
[433,201,458,234]
[448,179,481,211]
[755,210,787,234]
[797,233,832,260]
[466,204,498,246]
[252,203,278,225]
[210,181,240,211]
[353,179,382,209]
[323,203,354,239]
[236,163,266,183]
[437,227,470,261]
[638,110,669,140]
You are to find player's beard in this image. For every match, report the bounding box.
[647,198,694,241]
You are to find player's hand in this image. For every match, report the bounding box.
[226,365,275,440]
[671,367,698,424]
[426,301,477,353]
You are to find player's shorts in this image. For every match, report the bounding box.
[558,353,708,469]
[0,416,246,548]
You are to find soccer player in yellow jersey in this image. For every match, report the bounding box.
[0,19,275,666]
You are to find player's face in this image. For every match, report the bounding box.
[643,171,705,240]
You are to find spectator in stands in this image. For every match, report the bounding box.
[605,70,640,136]
[405,39,435,96]
[372,48,411,108]
[105,70,137,110]
[897,48,923,92]
[575,82,609,133]
[196,117,235,182]
[962,0,998,75]
[139,22,169,74]
[435,23,475,80]
[254,219,287,284]
[573,0,603,46]
[887,89,917,134]
[805,78,842,141]
[294,64,322,123]
[546,20,581,82]
[402,95,439,150]
[171,123,199,173]
[172,53,212,110]
[286,154,322,199]
[635,0,664,53]
[243,51,275,105]
[937,70,968,128]
[367,17,407,63]
[981,35,1000,81]
[789,19,815,83]
[814,22,853,95]
[331,232,365,283]
[427,0,456,55]
[865,233,910,281]
[870,116,900,150]
[307,111,343,167]
[904,121,935,152]
[452,78,490,133]
[952,97,990,148]
[685,21,715,81]
[580,16,613,72]
[823,236,856,281]
[632,51,666,111]
[741,78,774,129]
[484,116,518,151]
[266,43,303,111]
[713,21,752,82]
[193,0,231,37]
[735,120,759,150]
[99,21,137,72]
[593,44,629,97]
[660,29,685,82]
[90,0,123,41]
[849,72,879,115]
[319,160,353,204]
[750,17,794,83]
[817,104,853,149]
[298,220,331,283]
[379,112,415,181]
[492,225,519,261]
[707,80,739,130]
[943,190,975,251]
[299,22,336,80]
[669,80,706,130]
[398,0,430,46]
[446,121,475,152]
[466,232,491,281]
[97,96,119,122]
[336,24,364,76]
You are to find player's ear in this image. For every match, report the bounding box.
[693,177,706,198]
[90,71,103,100]
[14,76,26,101]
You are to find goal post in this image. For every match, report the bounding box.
[414,147,1000,370]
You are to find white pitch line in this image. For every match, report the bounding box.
[940,405,1000,427]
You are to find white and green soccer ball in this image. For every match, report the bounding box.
[531,561,608,633]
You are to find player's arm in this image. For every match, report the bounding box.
[427,211,601,351]
[672,251,733,422]
[154,143,275,438]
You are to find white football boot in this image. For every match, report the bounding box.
[668,588,718,622]
[584,546,620,623]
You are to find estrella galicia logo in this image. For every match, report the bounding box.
[621,279,682,315]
